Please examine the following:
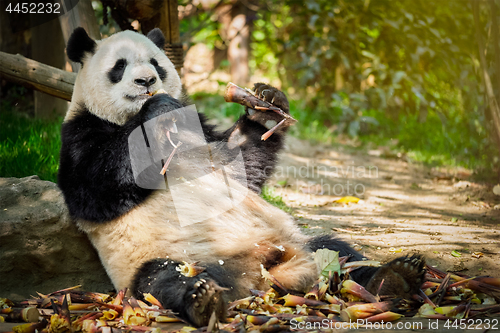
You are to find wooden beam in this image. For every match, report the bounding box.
[0,51,75,101]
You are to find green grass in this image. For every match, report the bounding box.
[358,109,498,173]
[261,186,292,213]
[0,109,62,183]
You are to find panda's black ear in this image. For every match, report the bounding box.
[67,27,97,64]
[147,28,165,49]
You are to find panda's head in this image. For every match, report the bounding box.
[66,28,182,125]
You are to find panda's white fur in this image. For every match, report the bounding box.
[67,30,182,125]
[76,188,316,295]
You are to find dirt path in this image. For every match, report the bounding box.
[270,137,500,276]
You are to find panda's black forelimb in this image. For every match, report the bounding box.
[198,84,289,193]
[131,259,235,327]
[58,94,185,223]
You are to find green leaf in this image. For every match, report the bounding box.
[451,250,462,257]
[277,180,288,187]
[314,248,341,279]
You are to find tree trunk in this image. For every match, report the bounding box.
[489,0,500,100]
[218,1,255,86]
[472,0,500,166]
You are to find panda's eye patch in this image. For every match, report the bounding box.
[114,59,127,70]
[150,58,167,81]
[108,58,127,83]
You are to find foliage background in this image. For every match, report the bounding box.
[182,0,499,174]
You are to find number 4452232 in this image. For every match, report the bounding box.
[5,2,61,14]
[444,318,498,330]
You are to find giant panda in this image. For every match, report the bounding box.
[58,27,425,327]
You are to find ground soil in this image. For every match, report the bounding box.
[274,137,500,277]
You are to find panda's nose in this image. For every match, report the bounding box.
[134,76,157,87]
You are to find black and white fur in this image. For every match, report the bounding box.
[58,28,425,327]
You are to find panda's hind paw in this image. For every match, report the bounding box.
[185,278,227,327]
[365,254,425,298]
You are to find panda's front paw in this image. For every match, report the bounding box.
[138,94,187,152]
[140,93,184,122]
[365,254,425,298]
[245,83,290,133]
[253,83,289,113]
[184,277,227,327]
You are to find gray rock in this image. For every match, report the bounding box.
[0,176,113,300]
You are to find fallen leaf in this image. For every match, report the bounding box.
[451,250,462,257]
[334,196,360,204]
[472,252,483,259]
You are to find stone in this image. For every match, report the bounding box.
[0,176,113,300]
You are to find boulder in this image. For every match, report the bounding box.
[0,176,113,300]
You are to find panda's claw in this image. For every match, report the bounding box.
[186,278,227,328]
[365,254,426,298]
[252,83,289,113]
[243,83,290,136]
[260,89,271,101]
